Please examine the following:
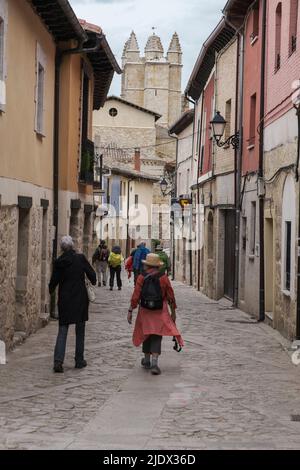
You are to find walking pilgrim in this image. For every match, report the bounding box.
[127,253,183,375]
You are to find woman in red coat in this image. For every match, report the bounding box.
[127,253,183,375]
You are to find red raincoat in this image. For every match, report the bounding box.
[125,256,133,279]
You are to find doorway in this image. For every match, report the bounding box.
[83,212,91,259]
[224,210,235,300]
[265,217,274,316]
[15,207,30,331]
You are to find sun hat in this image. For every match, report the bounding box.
[142,253,164,268]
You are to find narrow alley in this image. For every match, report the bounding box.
[1,281,300,450]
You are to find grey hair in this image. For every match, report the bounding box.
[60,235,74,252]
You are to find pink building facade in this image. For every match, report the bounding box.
[263,0,300,339]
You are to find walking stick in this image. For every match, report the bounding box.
[168,301,182,353]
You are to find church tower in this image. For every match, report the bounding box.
[167,32,182,126]
[144,33,169,127]
[121,31,183,127]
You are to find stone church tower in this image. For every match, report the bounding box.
[121,31,183,127]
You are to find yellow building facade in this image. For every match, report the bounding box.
[0,2,120,349]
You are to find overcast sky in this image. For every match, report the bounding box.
[69,0,225,95]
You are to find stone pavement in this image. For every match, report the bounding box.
[1,278,300,449]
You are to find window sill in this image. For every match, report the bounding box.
[250,35,259,46]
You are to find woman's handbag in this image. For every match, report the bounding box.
[85,279,96,303]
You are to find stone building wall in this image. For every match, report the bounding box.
[94,126,157,161]
[15,206,43,334]
[214,39,237,175]
[0,200,53,350]
[0,206,18,349]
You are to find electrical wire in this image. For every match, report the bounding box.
[263,163,295,184]
[95,131,198,152]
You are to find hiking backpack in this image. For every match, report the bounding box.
[140,273,163,310]
[100,248,109,262]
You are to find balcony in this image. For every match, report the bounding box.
[79,139,94,185]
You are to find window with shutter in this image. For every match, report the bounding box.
[289,0,298,55]
[275,3,282,72]
[35,43,47,136]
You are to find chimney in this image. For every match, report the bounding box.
[134,148,141,172]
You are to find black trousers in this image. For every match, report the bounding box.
[109,265,122,288]
[54,321,85,363]
[142,334,162,355]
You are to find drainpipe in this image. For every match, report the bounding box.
[189,101,196,288]
[295,106,300,339]
[232,31,244,307]
[126,179,134,257]
[258,0,267,322]
[50,50,61,318]
[196,96,205,291]
[173,136,179,281]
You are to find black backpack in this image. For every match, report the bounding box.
[141,273,163,310]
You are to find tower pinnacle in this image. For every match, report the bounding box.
[167,32,182,65]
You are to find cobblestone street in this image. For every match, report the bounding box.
[1,279,300,450]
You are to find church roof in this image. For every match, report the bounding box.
[223,0,256,28]
[145,33,164,54]
[168,32,182,53]
[169,109,194,135]
[107,96,161,121]
[122,39,130,57]
[110,166,160,182]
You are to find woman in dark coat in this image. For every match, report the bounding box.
[49,235,96,373]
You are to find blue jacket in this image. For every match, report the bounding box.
[133,246,150,271]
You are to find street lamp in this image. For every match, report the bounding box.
[210,111,240,149]
[160,177,169,196]
[159,166,176,197]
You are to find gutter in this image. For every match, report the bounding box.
[56,0,88,42]
[126,179,134,258]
